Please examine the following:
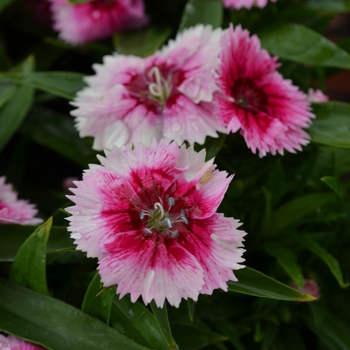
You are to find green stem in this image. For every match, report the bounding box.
[150,300,179,350]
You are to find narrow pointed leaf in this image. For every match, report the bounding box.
[0,56,34,151]
[0,82,16,108]
[296,235,348,288]
[179,0,223,31]
[113,26,171,57]
[1,71,85,100]
[0,225,73,262]
[264,242,305,289]
[309,102,350,149]
[82,272,116,324]
[228,267,315,301]
[271,193,336,234]
[0,279,150,350]
[110,297,168,350]
[259,24,350,69]
[321,176,345,197]
[9,218,52,295]
[150,301,179,350]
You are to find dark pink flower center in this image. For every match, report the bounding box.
[231,78,269,114]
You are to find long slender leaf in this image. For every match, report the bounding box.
[309,102,350,149]
[0,82,16,108]
[1,71,85,100]
[264,242,305,289]
[82,272,116,324]
[321,176,345,197]
[0,225,73,262]
[114,26,171,57]
[259,23,350,69]
[0,56,34,151]
[110,296,168,350]
[296,235,348,288]
[19,107,97,166]
[228,267,315,301]
[0,279,150,350]
[271,193,336,234]
[150,301,179,350]
[9,218,52,295]
[179,0,223,31]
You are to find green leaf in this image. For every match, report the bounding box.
[0,279,150,350]
[264,242,305,289]
[309,102,350,149]
[264,160,286,206]
[19,107,97,166]
[210,320,245,350]
[296,235,348,288]
[0,0,14,13]
[271,193,336,234]
[304,0,350,12]
[321,176,345,197]
[0,82,16,108]
[113,26,171,57]
[171,321,228,350]
[0,225,73,262]
[187,299,195,323]
[202,133,227,161]
[1,71,85,100]
[0,56,34,151]
[228,267,315,301]
[82,273,116,325]
[179,0,223,31]
[259,24,350,69]
[110,296,168,350]
[150,301,179,350]
[9,218,52,295]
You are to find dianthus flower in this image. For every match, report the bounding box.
[49,0,148,44]
[71,25,224,150]
[307,88,329,103]
[66,139,246,307]
[0,334,45,350]
[0,177,42,225]
[216,25,314,157]
[223,0,276,9]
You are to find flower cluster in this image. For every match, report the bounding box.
[0,334,45,350]
[223,0,276,9]
[0,177,42,225]
[67,139,246,307]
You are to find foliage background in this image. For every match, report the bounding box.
[0,0,350,349]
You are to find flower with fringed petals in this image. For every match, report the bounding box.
[66,139,246,307]
[307,88,329,103]
[223,0,276,9]
[216,24,314,157]
[49,0,148,44]
[71,24,225,150]
[0,176,42,225]
[0,334,45,350]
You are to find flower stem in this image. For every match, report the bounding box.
[150,300,179,350]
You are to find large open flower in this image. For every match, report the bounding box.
[0,177,42,225]
[0,334,45,349]
[216,25,314,157]
[223,0,276,9]
[49,0,148,44]
[71,25,224,150]
[66,139,246,307]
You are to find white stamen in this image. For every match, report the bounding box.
[180,209,188,225]
[148,66,172,101]
[163,218,172,228]
[144,228,153,235]
[140,211,145,220]
[170,230,179,239]
[154,202,165,219]
[168,197,175,207]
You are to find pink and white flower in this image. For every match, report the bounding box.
[71,25,224,150]
[66,139,246,307]
[216,25,314,157]
[49,0,148,44]
[0,177,42,225]
[223,0,276,9]
[307,88,329,103]
[0,334,45,349]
